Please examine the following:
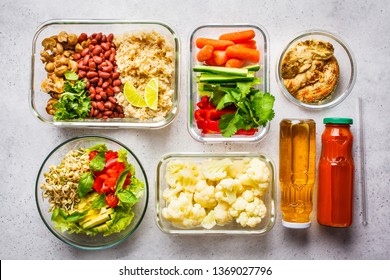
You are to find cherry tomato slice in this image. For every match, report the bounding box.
[106,193,119,208]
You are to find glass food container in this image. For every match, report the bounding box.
[155,153,276,235]
[276,30,356,110]
[188,24,270,143]
[30,19,180,128]
[35,135,149,250]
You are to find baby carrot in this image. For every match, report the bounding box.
[225,58,245,68]
[226,45,260,63]
[213,50,228,66]
[205,56,218,66]
[196,38,234,50]
[235,40,257,49]
[197,45,214,62]
[219,29,255,43]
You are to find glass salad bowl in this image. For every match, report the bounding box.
[35,135,148,250]
[155,153,276,235]
[188,24,271,143]
[276,30,357,110]
[30,19,180,128]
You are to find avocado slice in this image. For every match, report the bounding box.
[79,207,115,229]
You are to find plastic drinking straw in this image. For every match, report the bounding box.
[359,97,368,226]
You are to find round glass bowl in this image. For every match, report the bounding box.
[35,135,148,250]
[276,30,357,110]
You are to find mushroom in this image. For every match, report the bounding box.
[41,78,55,93]
[67,33,78,46]
[41,38,56,51]
[54,65,68,76]
[57,31,68,43]
[53,78,65,93]
[54,55,68,67]
[45,62,55,72]
[68,60,78,73]
[55,43,64,55]
[40,50,51,63]
[46,98,58,115]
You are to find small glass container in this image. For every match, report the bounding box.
[188,24,270,143]
[31,19,180,128]
[276,30,357,110]
[156,153,276,235]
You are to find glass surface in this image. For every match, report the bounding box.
[155,153,276,235]
[35,135,149,250]
[188,24,270,143]
[276,30,357,110]
[31,19,180,128]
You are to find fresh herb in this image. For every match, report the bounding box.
[78,171,94,198]
[53,79,91,121]
[117,189,138,205]
[64,71,79,81]
[91,194,106,210]
[89,152,106,172]
[66,210,89,222]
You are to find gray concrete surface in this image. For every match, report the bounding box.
[0,0,389,259]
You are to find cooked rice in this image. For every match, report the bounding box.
[114,31,175,121]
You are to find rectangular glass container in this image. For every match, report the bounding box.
[156,153,276,235]
[31,19,180,128]
[188,24,270,143]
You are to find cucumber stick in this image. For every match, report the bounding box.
[199,73,255,83]
[193,65,249,77]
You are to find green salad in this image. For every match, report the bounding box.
[41,144,144,236]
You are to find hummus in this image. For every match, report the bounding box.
[281,40,339,103]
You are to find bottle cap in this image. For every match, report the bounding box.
[282,220,311,229]
[324,117,353,124]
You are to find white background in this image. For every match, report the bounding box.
[0,0,389,260]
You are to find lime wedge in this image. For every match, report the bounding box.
[145,78,158,110]
[124,82,147,108]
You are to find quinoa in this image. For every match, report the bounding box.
[114,31,175,121]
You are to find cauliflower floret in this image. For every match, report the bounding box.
[162,184,183,203]
[215,178,242,205]
[201,210,217,229]
[246,158,270,183]
[162,192,206,228]
[229,192,267,228]
[194,180,217,209]
[214,202,233,226]
[201,158,232,181]
[165,160,203,192]
[227,159,247,179]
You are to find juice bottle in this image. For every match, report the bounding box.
[317,118,354,227]
[279,119,316,229]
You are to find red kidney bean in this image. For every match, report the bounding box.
[89,61,96,70]
[90,93,95,100]
[100,92,107,100]
[103,110,113,116]
[78,70,86,78]
[93,109,99,116]
[92,45,102,55]
[97,101,104,111]
[113,111,119,118]
[104,50,111,58]
[98,71,111,79]
[110,47,116,54]
[102,65,113,72]
[113,79,121,87]
[106,87,113,96]
[95,87,102,94]
[101,42,110,51]
[78,33,88,43]
[107,33,114,42]
[112,72,120,79]
[109,96,117,103]
[89,108,94,117]
[102,35,107,42]
[102,82,109,89]
[95,94,102,101]
[98,77,104,86]
[90,77,99,83]
[116,104,123,113]
[86,71,98,79]
[103,115,108,120]
[92,101,97,108]
[112,86,121,93]
[73,53,81,60]
[81,48,89,57]
[119,113,125,118]
[96,113,103,118]
[109,53,115,63]
[89,86,96,95]
[90,39,97,45]
[95,33,102,41]
[82,55,90,66]
[104,101,113,109]
[93,56,103,64]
